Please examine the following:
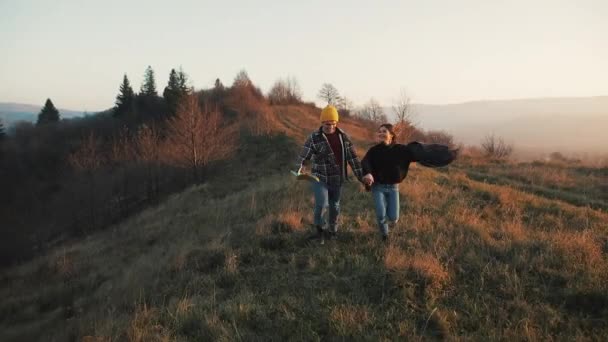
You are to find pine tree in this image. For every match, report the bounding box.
[114,74,135,118]
[0,118,6,141]
[37,98,60,125]
[177,68,190,95]
[163,69,180,114]
[214,78,224,91]
[140,65,158,97]
[163,68,190,116]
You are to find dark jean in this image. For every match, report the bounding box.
[372,183,400,236]
[312,181,342,232]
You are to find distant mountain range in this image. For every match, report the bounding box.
[3,97,607,154]
[387,96,608,153]
[0,102,87,127]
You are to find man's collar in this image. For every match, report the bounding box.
[318,126,343,135]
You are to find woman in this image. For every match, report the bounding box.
[361,124,457,241]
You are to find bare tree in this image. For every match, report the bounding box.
[358,98,387,123]
[335,96,354,117]
[136,124,162,199]
[285,76,302,103]
[481,134,513,159]
[317,83,340,105]
[393,120,416,143]
[69,133,103,175]
[166,94,230,182]
[392,90,415,124]
[268,79,288,105]
[268,76,302,105]
[233,69,252,88]
[425,130,455,147]
[109,127,135,218]
[68,133,104,232]
[392,90,416,142]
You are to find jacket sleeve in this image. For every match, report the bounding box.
[295,134,315,172]
[361,148,372,175]
[344,135,364,181]
[406,141,458,167]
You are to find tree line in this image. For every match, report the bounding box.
[0,67,270,267]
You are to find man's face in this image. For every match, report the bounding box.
[322,120,337,134]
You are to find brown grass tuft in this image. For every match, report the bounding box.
[384,247,449,291]
[329,304,374,335]
[275,211,304,232]
[49,249,78,280]
[127,303,172,342]
[255,211,304,236]
[224,250,239,274]
[171,250,188,273]
[355,214,374,233]
[501,218,527,243]
[408,253,450,290]
[82,337,111,342]
[255,215,274,236]
[548,231,604,268]
[384,245,409,271]
[175,296,194,317]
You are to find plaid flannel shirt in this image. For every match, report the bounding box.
[296,127,364,187]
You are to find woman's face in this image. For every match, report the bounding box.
[377,126,392,144]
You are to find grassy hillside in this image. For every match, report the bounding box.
[1,105,607,341]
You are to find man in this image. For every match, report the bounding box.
[296,105,368,242]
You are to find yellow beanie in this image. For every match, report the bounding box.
[320,105,339,122]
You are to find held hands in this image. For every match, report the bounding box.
[363,173,374,186]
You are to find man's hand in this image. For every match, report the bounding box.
[363,173,374,186]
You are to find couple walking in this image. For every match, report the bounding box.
[296,105,457,242]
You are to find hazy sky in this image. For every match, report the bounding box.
[1,0,607,111]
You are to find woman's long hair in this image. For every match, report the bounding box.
[379,123,397,145]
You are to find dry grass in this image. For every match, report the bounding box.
[384,245,409,271]
[509,165,577,188]
[81,336,111,342]
[354,213,375,233]
[0,108,606,340]
[50,249,77,280]
[384,246,449,293]
[407,253,450,290]
[329,304,374,335]
[224,250,239,274]
[127,304,172,342]
[548,231,605,268]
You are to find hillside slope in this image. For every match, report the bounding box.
[1,105,607,341]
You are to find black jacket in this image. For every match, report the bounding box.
[361,142,457,184]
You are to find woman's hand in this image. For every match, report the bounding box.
[363,173,374,186]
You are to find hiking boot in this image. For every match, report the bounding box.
[308,225,326,242]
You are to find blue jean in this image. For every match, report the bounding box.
[372,183,400,236]
[312,182,342,232]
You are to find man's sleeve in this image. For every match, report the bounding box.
[345,138,364,181]
[295,134,315,172]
